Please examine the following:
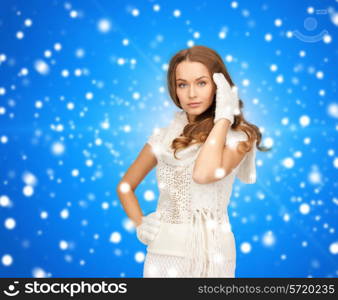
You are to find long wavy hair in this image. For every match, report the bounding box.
[167,45,271,159]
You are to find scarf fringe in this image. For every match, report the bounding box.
[182,209,232,277]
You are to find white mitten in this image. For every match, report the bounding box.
[213,73,240,125]
[136,211,162,245]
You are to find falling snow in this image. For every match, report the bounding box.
[0,0,336,279]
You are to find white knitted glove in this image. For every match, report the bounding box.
[136,211,162,245]
[213,73,240,125]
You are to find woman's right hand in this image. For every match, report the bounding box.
[213,72,240,125]
[136,211,162,245]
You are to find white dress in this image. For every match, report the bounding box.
[143,111,257,278]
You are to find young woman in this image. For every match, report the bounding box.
[117,45,270,277]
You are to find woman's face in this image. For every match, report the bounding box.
[175,61,215,123]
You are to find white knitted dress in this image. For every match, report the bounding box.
[143,111,257,278]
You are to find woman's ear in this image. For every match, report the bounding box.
[212,87,217,99]
[212,81,217,93]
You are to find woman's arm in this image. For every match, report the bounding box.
[192,118,247,184]
[116,143,157,226]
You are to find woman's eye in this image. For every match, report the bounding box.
[177,81,206,88]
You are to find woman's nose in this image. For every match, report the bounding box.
[189,85,196,98]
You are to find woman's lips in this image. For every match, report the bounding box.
[188,102,201,108]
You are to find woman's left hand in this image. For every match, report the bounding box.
[136,211,162,245]
[212,72,240,125]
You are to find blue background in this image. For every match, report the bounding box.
[0,0,337,278]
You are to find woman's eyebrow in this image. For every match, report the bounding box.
[176,76,209,82]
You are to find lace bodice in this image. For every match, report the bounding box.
[147,110,257,225]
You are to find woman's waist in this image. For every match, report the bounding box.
[157,219,232,231]
[146,220,233,257]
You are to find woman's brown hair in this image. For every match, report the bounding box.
[167,45,271,159]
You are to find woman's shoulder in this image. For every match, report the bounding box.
[147,126,166,144]
[226,127,257,153]
[226,128,249,144]
[146,112,179,146]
